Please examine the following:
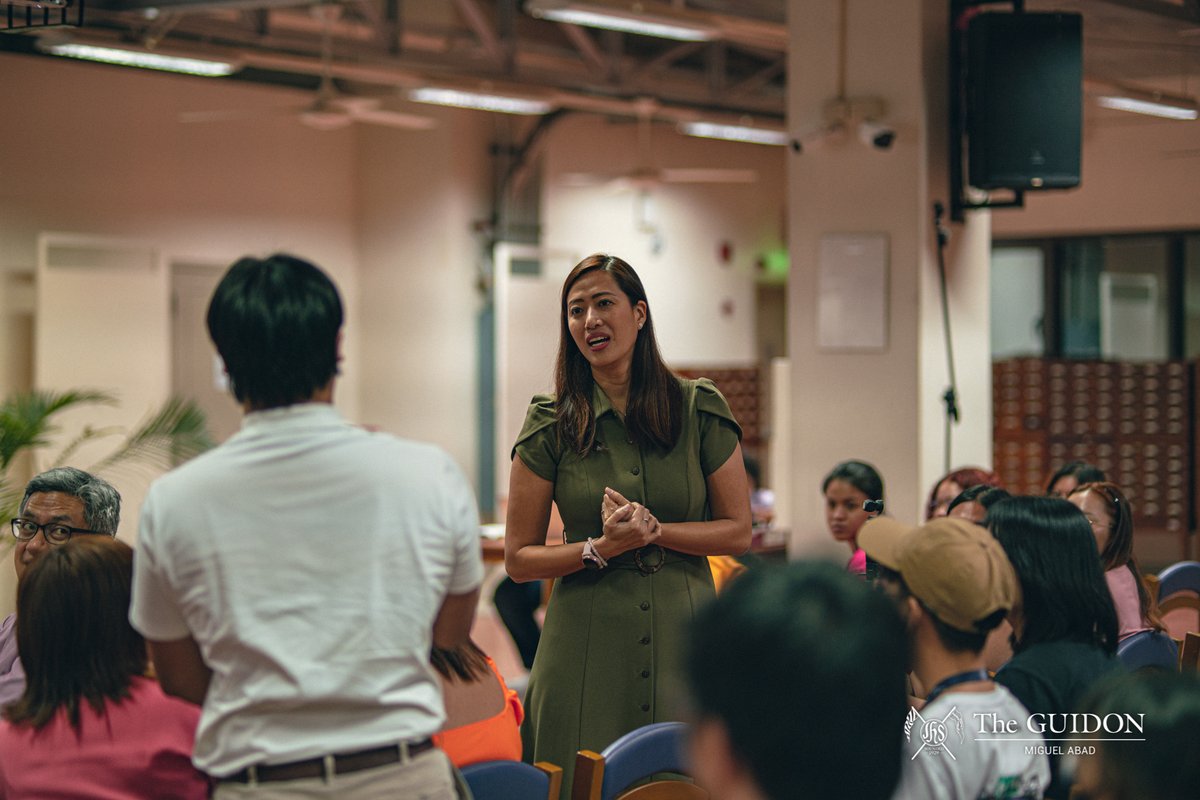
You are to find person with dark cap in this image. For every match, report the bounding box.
[860,516,1050,799]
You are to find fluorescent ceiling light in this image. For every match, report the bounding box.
[1096,89,1198,121]
[410,87,551,115]
[43,43,238,77]
[680,121,788,146]
[526,0,715,42]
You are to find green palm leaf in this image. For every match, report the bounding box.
[0,389,115,470]
[89,397,215,477]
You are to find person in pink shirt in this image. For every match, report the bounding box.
[821,460,884,576]
[1069,481,1164,641]
[0,537,207,799]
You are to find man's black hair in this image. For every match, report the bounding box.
[687,562,908,800]
[207,253,343,410]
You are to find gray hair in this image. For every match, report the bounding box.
[20,467,121,535]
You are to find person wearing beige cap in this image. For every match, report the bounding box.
[859,516,1051,800]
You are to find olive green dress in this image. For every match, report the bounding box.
[512,378,740,798]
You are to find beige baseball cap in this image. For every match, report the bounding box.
[858,516,1019,634]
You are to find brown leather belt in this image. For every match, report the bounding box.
[220,739,435,784]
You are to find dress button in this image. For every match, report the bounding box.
[640,636,650,645]
[640,602,650,611]
[641,703,650,712]
[631,466,640,476]
[641,670,650,678]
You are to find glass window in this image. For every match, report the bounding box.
[991,246,1045,358]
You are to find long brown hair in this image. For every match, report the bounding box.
[5,537,147,730]
[554,254,682,455]
[1071,481,1165,633]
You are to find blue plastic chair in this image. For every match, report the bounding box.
[1157,561,1200,601]
[572,721,707,800]
[1117,630,1180,671]
[460,759,562,800]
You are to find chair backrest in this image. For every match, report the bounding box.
[1180,631,1200,673]
[461,759,562,800]
[1156,561,1200,599]
[1156,561,1200,641]
[1116,630,1180,671]
[572,722,707,800]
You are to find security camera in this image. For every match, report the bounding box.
[858,120,896,150]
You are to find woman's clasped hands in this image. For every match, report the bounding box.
[600,487,661,553]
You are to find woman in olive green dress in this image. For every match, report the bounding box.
[504,253,752,797]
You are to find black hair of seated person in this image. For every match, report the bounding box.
[821,459,885,508]
[946,485,1011,516]
[431,638,491,683]
[1073,670,1200,800]
[207,253,344,411]
[1045,460,1106,496]
[687,561,908,800]
[5,537,146,731]
[986,496,1118,656]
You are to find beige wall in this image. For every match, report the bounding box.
[541,114,786,368]
[785,0,994,554]
[993,114,1200,237]
[354,107,493,480]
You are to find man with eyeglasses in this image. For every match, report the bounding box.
[1,466,120,706]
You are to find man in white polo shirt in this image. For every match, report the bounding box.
[130,253,482,798]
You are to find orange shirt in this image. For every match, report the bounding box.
[433,656,524,768]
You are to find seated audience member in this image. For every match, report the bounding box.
[430,639,522,768]
[946,485,1012,525]
[859,516,1050,799]
[1070,670,1200,800]
[2,467,121,708]
[492,577,542,671]
[987,496,1121,799]
[1068,482,1162,640]
[0,537,206,798]
[925,466,1003,520]
[821,460,884,575]
[686,561,909,800]
[1045,461,1106,499]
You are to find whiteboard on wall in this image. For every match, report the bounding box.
[817,233,888,350]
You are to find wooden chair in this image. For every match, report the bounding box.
[1116,629,1179,671]
[1179,631,1200,673]
[1156,560,1200,640]
[461,760,562,800]
[572,722,707,800]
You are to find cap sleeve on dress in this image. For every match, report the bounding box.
[693,378,742,476]
[511,394,560,483]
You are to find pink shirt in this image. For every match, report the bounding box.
[847,548,867,575]
[0,676,208,799]
[1105,565,1151,640]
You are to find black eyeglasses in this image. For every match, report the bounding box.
[10,519,103,546]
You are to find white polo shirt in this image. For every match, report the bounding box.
[130,403,484,777]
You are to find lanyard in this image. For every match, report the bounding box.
[923,668,989,707]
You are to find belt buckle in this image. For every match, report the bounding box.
[635,544,665,574]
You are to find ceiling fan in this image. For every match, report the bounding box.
[560,99,757,190]
[179,5,434,132]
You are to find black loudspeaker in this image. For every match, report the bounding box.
[966,12,1082,190]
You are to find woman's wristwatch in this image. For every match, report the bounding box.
[582,537,608,570]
